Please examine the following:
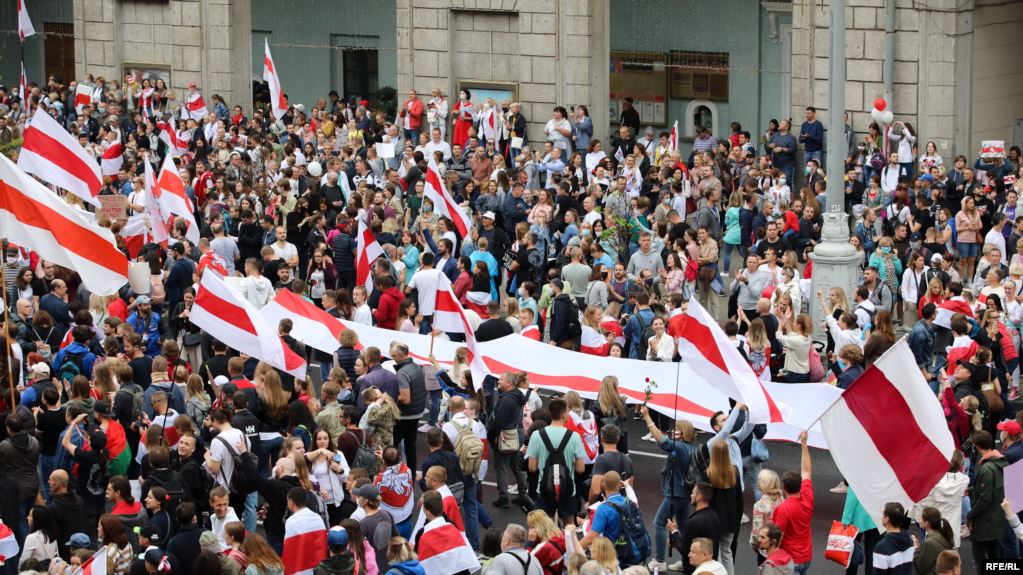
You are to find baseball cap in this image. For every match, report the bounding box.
[94,400,114,418]
[327,527,349,548]
[144,548,166,567]
[31,362,50,377]
[135,295,151,305]
[482,211,496,220]
[139,524,162,543]
[353,484,379,501]
[997,420,1022,435]
[199,531,220,551]
[909,232,923,242]
[213,375,230,388]
[919,173,934,182]
[66,533,91,549]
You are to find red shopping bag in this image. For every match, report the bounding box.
[824,521,859,567]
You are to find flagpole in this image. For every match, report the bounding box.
[0,256,16,410]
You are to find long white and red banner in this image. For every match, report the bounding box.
[0,153,127,295]
[821,339,955,527]
[18,106,102,206]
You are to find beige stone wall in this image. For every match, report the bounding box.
[74,0,251,111]
[970,1,1023,154]
[397,0,609,145]
[790,0,965,157]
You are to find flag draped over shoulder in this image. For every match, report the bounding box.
[282,508,327,575]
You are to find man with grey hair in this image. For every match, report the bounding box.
[390,341,426,472]
[482,524,543,575]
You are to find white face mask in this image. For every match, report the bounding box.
[6,256,18,265]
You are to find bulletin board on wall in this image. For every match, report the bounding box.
[609,51,668,127]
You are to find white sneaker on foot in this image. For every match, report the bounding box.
[668,561,686,571]
[741,513,750,524]
[829,482,848,494]
[641,433,653,442]
[417,423,434,432]
[647,560,667,572]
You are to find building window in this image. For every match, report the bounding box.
[342,50,378,102]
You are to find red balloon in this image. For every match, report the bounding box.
[874,98,887,111]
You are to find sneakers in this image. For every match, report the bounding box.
[418,423,435,433]
[741,513,750,524]
[492,497,510,509]
[1010,387,1020,400]
[960,524,971,539]
[668,560,686,571]
[513,495,534,512]
[647,560,667,572]
[830,481,848,494]
[641,433,653,442]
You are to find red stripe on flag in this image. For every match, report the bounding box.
[842,365,950,500]
[21,128,101,194]
[194,282,258,334]
[678,315,784,422]
[0,181,127,274]
[425,167,469,237]
[275,290,344,339]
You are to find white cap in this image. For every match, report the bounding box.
[482,211,496,220]
[31,363,50,376]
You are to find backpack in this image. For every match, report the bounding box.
[564,298,582,340]
[57,350,85,385]
[683,444,709,489]
[213,434,258,495]
[608,498,651,567]
[521,389,535,433]
[538,428,574,503]
[684,257,699,282]
[118,383,145,423]
[452,421,484,476]
[634,312,656,361]
[148,471,189,514]
[347,430,378,473]
[855,303,877,328]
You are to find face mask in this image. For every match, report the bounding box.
[6,256,18,265]
[881,246,892,254]
[804,166,812,175]
[778,178,786,185]
[459,93,467,101]
[580,230,591,238]
[837,359,847,371]
[423,205,433,212]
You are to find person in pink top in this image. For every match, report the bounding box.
[771,431,814,575]
[955,195,983,282]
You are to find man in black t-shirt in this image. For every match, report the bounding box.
[755,221,788,258]
[589,424,634,503]
[35,387,66,501]
[475,301,514,342]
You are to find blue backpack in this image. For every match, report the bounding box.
[608,497,651,567]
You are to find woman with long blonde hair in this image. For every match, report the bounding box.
[596,376,628,452]
[526,510,566,573]
[706,440,743,575]
[590,536,621,574]
[580,305,610,356]
[750,469,784,557]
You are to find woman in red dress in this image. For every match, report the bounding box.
[451,89,474,149]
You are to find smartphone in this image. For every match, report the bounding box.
[202,511,210,528]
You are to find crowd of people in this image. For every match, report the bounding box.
[0,70,1019,575]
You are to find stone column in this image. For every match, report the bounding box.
[589,0,610,143]
[810,0,860,342]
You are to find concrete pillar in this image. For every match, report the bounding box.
[230,0,253,113]
[810,0,860,343]
[589,0,610,143]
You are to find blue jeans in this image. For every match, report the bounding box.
[244,491,258,533]
[653,495,690,562]
[320,360,332,385]
[778,163,795,187]
[396,516,413,539]
[805,150,823,165]
[419,314,433,335]
[743,455,763,501]
[427,389,442,426]
[794,562,811,575]
[722,243,742,275]
[258,436,284,478]
[462,476,481,551]
[39,453,56,502]
[404,129,421,147]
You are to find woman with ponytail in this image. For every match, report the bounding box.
[144,486,174,545]
[913,507,953,575]
[873,502,914,575]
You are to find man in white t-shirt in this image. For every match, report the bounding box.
[209,485,240,550]
[204,409,248,490]
[405,251,446,335]
[270,226,299,274]
[424,127,452,161]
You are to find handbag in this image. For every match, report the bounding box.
[808,344,825,382]
[981,366,1004,414]
[182,332,202,347]
[498,429,521,453]
[824,521,859,568]
[751,437,770,463]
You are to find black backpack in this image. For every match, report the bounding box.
[683,444,709,490]
[539,428,574,503]
[608,497,651,567]
[564,298,582,340]
[347,430,379,473]
[634,313,656,360]
[148,471,189,516]
[118,383,145,423]
[214,434,258,495]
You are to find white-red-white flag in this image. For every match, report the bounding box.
[934,297,974,329]
[820,339,955,528]
[676,298,783,424]
[480,107,498,143]
[263,39,288,121]
[143,158,170,244]
[261,288,345,355]
[424,160,473,238]
[0,521,18,565]
[120,215,147,259]
[156,120,189,155]
[669,120,679,154]
[429,274,490,389]
[100,128,124,176]
[17,0,35,41]
[73,83,94,113]
[18,106,102,206]
[190,272,307,379]
[579,324,610,356]
[154,153,199,243]
[139,87,156,120]
[72,545,108,575]
[356,208,384,292]
[282,507,327,575]
[416,517,480,575]
[410,484,465,541]
[18,61,27,103]
[0,153,127,295]
[182,88,208,121]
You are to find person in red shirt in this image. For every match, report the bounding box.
[771,431,814,574]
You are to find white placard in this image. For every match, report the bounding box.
[374,142,395,159]
[128,262,151,294]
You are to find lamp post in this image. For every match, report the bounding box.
[810,0,861,342]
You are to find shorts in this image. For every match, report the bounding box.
[539,491,579,520]
[957,242,979,258]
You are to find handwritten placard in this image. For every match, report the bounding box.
[98,194,128,221]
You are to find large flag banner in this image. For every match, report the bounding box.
[676,298,782,423]
[356,208,384,293]
[182,88,208,121]
[429,274,490,390]
[0,153,127,295]
[820,339,955,527]
[18,106,102,206]
[263,39,288,121]
[17,0,35,41]
[191,272,307,379]
[424,160,472,238]
[143,157,170,243]
[100,128,124,176]
[934,297,974,329]
[261,288,344,355]
[282,508,327,575]
[72,545,108,575]
[669,120,679,153]
[156,120,189,156]
[416,518,480,575]
[154,153,199,243]
[73,83,94,113]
